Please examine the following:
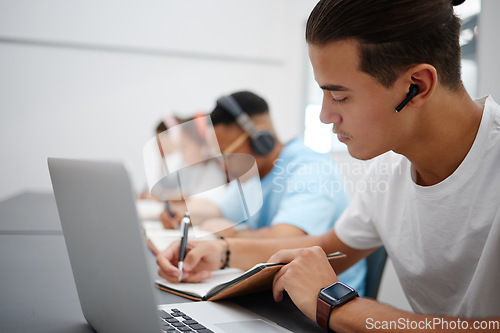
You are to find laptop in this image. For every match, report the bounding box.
[48,158,292,333]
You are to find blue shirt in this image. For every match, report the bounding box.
[217,138,367,295]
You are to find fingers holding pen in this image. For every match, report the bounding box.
[182,239,225,272]
[159,200,188,229]
[156,240,181,281]
[159,208,182,229]
[156,240,223,283]
[179,239,228,282]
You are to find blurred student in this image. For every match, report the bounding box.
[157,1,500,332]
[139,115,183,200]
[142,114,226,203]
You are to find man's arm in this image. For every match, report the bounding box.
[157,222,363,283]
[234,223,307,238]
[269,236,500,333]
[222,234,322,270]
[225,225,371,271]
[200,219,308,239]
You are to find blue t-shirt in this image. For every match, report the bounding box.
[216,138,367,295]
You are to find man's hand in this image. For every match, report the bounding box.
[159,201,186,229]
[270,246,339,321]
[156,239,226,283]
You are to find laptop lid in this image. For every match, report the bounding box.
[48,158,162,333]
[49,158,292,333]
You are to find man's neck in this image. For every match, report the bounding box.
[396,92,484,186]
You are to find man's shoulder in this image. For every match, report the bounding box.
[485,95,500,132]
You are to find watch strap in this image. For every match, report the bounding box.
[316,296,333,331]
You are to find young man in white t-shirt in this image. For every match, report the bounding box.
[157,0,500,331]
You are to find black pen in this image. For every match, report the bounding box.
[163,201,175,218]
[178,212,190,282]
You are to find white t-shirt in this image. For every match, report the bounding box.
[335,95,500,318]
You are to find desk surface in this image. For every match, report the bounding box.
[0,192,62,233]
[0,192,323,333]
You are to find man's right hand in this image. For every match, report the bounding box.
[159,201,186,229]
[156,239,226,283]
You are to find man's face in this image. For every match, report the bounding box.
[309,39,405,160]
[213,123,261,180]
[213,123,252,156]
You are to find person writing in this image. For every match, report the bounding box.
[157,0,500,331]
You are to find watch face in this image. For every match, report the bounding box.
[320,282,356,305]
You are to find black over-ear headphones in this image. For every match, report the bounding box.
[395,84,419,112]
[216,95,276,156]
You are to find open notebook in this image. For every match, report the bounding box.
[156,252,345,301]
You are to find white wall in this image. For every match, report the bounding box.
[0,0,318,200]
[3,0,495,200]
[477,0,500,99]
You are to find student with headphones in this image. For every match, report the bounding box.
[160,90,367,296]
[158,0,499,331]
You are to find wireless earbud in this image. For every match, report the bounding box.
[395,84,419,112]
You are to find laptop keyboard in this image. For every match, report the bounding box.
[159,308,214,333]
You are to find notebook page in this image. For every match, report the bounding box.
[155,268,244,298]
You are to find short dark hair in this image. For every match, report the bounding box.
[306,0,466,89]
[210,91,269,126]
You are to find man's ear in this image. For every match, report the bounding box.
[406,64,438,109]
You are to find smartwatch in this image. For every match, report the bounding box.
[316,282,358,331]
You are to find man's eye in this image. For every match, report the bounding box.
[332,96,347,103]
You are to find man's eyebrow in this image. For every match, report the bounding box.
[320,84,349,92]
